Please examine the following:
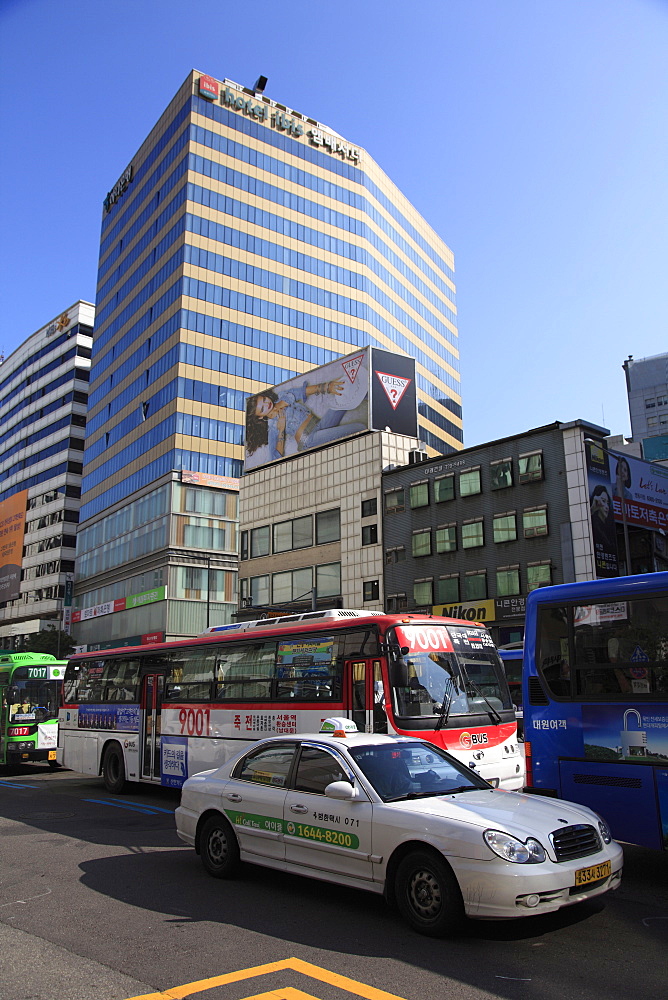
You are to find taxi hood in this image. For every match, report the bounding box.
[386,789,600,841]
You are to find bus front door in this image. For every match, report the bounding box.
[141,673,165,781]
[347,659,387,734]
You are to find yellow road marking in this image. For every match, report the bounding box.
[124,956,411,1000]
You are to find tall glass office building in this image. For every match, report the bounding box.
[75,70,462,647]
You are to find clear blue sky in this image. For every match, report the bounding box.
[1,0,666,447]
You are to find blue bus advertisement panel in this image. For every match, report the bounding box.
[523,572,668,850]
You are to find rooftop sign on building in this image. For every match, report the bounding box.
[243,346,417,472]
[197,74,360,162]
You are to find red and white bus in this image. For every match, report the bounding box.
[58,609,522,792]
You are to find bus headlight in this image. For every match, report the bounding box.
[483,829,546,864]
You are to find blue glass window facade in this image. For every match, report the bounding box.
[79,72,463,639]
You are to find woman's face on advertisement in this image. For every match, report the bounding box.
[596,491,610,518]
[254,395,274,418]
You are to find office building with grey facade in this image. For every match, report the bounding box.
[623,352,668,463]
[0,302,93,648]
[381,419,613,646]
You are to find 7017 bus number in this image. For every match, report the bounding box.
[178,707,211,736]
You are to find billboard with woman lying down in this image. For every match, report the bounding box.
[244,347,417,471]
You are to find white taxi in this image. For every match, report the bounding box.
[175,719,622,936]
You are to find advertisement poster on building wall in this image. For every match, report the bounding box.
[586,442,668,577]
[0,490,28,602]
[243,347,418,472]
[585,442,620,578]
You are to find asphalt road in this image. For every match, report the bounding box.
[0,763,666,1000]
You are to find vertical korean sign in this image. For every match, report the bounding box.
[585,442,619,578]
[0,491,28,602]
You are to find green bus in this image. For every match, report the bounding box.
[0,651,66,768]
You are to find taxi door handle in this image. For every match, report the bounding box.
[225,792,242,802]
[290,804,308,814]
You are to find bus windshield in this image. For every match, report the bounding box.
[5,666,61,724]
[389,624,512,720]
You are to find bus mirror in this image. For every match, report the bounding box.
[390,657,409,687]
[7,686,19,704]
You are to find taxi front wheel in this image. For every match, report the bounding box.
[199,814,241,879]
[395,850,464,936]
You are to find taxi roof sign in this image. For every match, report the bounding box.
[319,717,358,737]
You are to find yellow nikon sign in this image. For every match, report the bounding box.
[433,599,496,622]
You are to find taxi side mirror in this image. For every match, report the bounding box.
[325,781,359,800]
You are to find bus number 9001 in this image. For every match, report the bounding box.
[178,707,211,737]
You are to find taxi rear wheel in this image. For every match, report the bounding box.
[199,814,241,879]
[395,850,464,936]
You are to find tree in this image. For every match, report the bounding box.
[20,627,75,659]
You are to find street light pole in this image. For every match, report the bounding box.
[615,468,632,575]
[206,555,211,630]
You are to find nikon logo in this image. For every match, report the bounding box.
[442,605,487,621]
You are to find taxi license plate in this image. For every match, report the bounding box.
[574,860,611,886]
[48,750,57,761]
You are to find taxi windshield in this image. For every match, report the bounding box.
[349,742,489,802]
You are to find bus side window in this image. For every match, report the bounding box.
[215,642,276,700]
[103,658,140,702]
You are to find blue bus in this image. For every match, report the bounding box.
[523,572,668,850]
[498,646,523,739]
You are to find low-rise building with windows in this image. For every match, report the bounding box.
[381,420,612,646]
[239,430,422,616]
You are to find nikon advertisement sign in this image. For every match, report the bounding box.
[434,599,495,623]
[433,597,526,623]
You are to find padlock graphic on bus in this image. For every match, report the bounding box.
[620,708,647,759]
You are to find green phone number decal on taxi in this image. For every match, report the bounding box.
[225,809,359,849]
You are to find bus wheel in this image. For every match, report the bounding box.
[198,814,240,879]
[102,743,126,794]
[395,850,464,937]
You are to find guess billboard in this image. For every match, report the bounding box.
[244,346,418,471]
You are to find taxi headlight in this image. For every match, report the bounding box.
[597,818,612,845]
[483,829,546,864]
